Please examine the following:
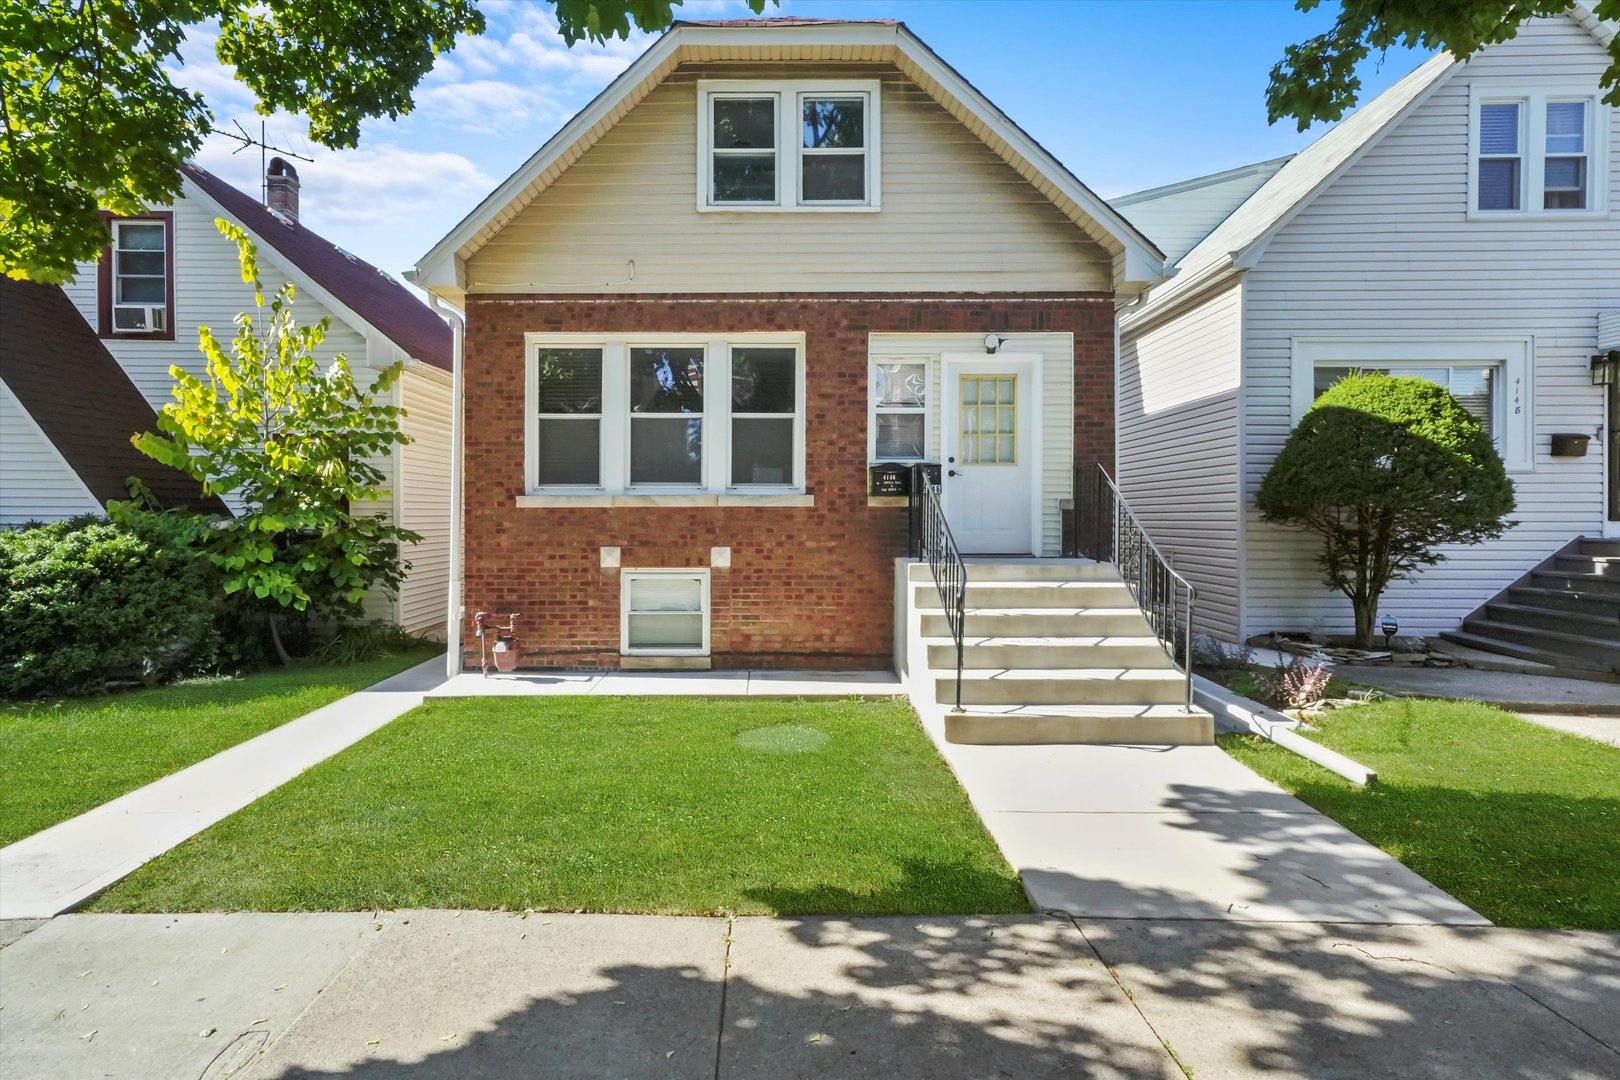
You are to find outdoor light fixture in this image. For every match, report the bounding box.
[984,333,1005,354]
[1591,350,1620,386]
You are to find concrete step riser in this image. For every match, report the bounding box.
[906,562,1122,584]
[1578,539,1620,559]
[944,712,1213,745]
[1484,603,1620,643]
[1508,588,1620,620]
[913,584,1138,609]
[928,643,1176,670]
[923,613,1155,637]
[1532,571,1620,599]
[938,677,1187,707]
[1462,619,1620,668]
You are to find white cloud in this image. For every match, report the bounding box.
[413,79,572,135]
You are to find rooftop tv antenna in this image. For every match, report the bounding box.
[210,120,314,204]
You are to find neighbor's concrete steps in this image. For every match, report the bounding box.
[907,560,1213,745]
[1441,537,1620,679]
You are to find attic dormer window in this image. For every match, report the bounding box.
[699,80,880,211]
[97,212,175,340]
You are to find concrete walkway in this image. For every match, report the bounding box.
[2,911,1615,1079]
[1517,711,1620,748]
[426,668,901,698]
[910,704,1485,924]
[0,657,448,921]
[1337,663,1620,714]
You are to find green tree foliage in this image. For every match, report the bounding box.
[1254,373,1516,647]
[119,220,418,660]
[1267,0,1620,130]
[0,516,218,697]
[1,0,484,283]
[551,0,768,44]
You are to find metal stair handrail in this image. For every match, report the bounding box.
[909,464,968,712]
[1073,463,1197,712]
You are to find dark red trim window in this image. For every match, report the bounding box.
[97,211,176,341]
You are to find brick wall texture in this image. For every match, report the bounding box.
[461,292,1115,670]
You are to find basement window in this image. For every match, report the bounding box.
[699,80,880,211]
[621,570,709,656]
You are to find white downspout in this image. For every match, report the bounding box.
[431,297,466,678]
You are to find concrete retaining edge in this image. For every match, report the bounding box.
[1194,674,1377,787]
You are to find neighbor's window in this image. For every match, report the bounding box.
[109,219,169,333]
[870,359,929,462]
[1473,89,1606,215]
[1313,364,1499,440]
[622,570,709,655]
[700,80,879,210]
[535,348,603,485]
[526,335,805,495]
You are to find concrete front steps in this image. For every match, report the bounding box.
[1441,537,1620,679]
[904,560,1213,745]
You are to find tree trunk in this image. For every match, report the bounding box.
[267,613,293,667]
[1352,592,1377,650]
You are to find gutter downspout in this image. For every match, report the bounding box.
[430,297,466,678]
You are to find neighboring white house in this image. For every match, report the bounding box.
[1115,9,1620,661]
[4,160,454,636]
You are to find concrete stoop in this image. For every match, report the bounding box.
[901,559,1214,745]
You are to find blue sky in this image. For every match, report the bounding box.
[177,1,1429,283]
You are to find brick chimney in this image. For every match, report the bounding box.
[266,157,300,223]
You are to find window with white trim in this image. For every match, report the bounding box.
[621,570,709,656]
[110,220,169,332]
[869,358,929,462]
[699,80,880,210]
[1471,86,1608,216]
[1292,339,1533,471]
[527,334,805,494]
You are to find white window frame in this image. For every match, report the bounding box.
[620,568,710,657]
[1469,84,1609,219]
[523,332,806,497]
[1290,337,1534,471]
[867,356,932,464]
[110,219,169,332]
[697,79,881,212]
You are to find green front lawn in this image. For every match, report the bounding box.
[1223,698,1620,929]
[0,650,437,846]
[88,697,1029,916]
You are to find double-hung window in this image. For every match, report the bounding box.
[699,80,880,210]
[526,334,805,497]
[1472,87,1607,216]
[869,359,929,462]
[101,215,174,337]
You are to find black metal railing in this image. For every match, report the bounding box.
[910,464,968,712]
[1073,463,1196,712]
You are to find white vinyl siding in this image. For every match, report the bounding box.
[468,64,1111,294]
[0,379,102,527]
[396,366,453,636]
[1241,15,1619,638]
[868,332,1073,556]
[1117,284,1244,640]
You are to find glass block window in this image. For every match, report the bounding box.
[872,360,928,462]
[730,347,798,486]
[535,348,604,485]
[622,571,708,655]
[958,375,1016,465]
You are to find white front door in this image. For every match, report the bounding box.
[942,355,1038,554]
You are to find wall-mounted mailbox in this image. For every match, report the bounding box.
[1550,433,1590,458]
[869,463,911,497]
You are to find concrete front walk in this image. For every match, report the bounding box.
[426,668,902,698]
[911,706,1485,924]
[3,911,1616,1079]
[1336,664,1620,714]
[0,657,448,921]
[1517,711,1620,748]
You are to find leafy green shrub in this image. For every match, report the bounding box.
[0,516,218,697]
[1256,373,1515,646]
[316,621,436,665]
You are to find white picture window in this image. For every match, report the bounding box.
[110,220,168,332]
[525,334,805,495]
[869,359,929,462]
[1291,338,1533,471]
[622,570,709,656]
[1471,87,1607,217]
[699,80,880,211]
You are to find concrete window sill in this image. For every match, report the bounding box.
[516,493,815,508]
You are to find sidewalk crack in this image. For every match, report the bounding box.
[1506,980,1620,1058]
[1073,918,1193,1080]
[713,915,734,1080]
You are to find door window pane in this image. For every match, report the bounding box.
[959,375,1016,465]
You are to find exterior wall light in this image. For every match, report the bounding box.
[1591,350,1620,386]
[984,333,1005,354]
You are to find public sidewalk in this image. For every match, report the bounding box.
[910,703,1486,924]
[2,910,1615,1079]
[426,668,902,698]
[0,656,449,920]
